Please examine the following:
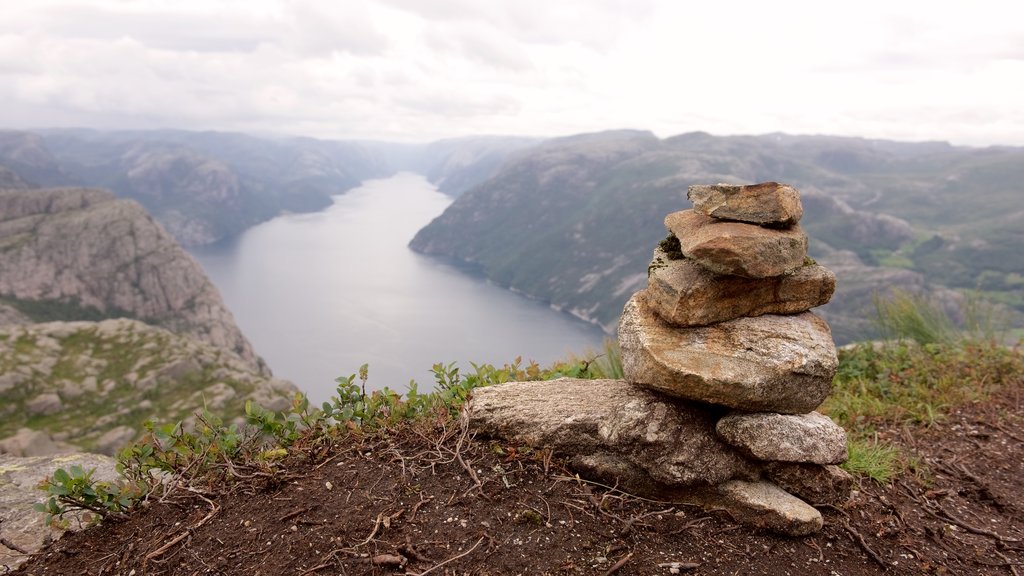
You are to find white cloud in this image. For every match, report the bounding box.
[0,0,1021,146]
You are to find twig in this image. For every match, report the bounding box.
[278,505,315,523]
[142,494,219,572]
[927,503,1021,543]
[603,552,633,575]
[993,550,1021,576]
[406,536,484,576]
[408,495,434,523]
[841,519,887,568]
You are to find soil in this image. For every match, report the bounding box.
[11,391,1023,576]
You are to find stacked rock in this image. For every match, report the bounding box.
[618,181,851,532]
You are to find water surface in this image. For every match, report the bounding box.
[192,173,604,404]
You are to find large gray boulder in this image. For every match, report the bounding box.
[618,292,838,414]
[468,378,756,490]
[716,411,848,465]
[666,210,807,278]
[647,248,834,327]
[687,182,803,226]
[0,452,118,571]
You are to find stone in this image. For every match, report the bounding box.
[0,452,118,571]
[94,425,138,456]
[666,210,808,278]
[26,393,62,416]
[646,247,834,326]
[618,292,838,414]
[763,463,854,506]
[0,428,73,457]
[468,378,756,491]
[688,182,803,225]
[713,480,823,536]
[716,411,848,464]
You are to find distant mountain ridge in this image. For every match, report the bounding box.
[410,130,1024,344]
[0,129,539,247]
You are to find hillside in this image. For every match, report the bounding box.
[410,130,1024,343]
[0,318,295,455]
[0,187,265,372]
[0,129,540,247]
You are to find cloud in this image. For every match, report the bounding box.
[0,0,1021,146]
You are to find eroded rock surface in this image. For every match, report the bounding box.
[468,378,756,491]
[647,248,834,327]
[666,210,808,278]
[716,411,848,464]
[687,182,803,225]
[714,480,823,536]
[0,453,118,571]
[0,187,267,374]
[618,292,838,413]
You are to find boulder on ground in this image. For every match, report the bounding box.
[647,248,834,327]
[0,428,73,457]
[666,210,807,278]
[618,292,838,414]
[716,411,848,464]
[687,182,803,226]
[468,378,756,490]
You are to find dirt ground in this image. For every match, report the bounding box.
[11,390,1023,576]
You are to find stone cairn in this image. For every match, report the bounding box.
[469,182,851,536]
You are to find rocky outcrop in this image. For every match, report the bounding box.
[0,453,118,571]
[470,181,850,536]
[0,187,267,374]
[0,319,296,456]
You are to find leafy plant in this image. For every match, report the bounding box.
[34,465,140,527]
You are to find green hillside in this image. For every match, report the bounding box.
[411,131,1024,343]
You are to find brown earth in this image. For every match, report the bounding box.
[11,390,1023,576]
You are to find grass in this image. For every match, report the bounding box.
[822,289,1024,482]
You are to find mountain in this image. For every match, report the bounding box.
[0,187,267,373]
[0,129,539,247]
[410,130,1024,343]
[0,186,298,456]
[367,135,542,196]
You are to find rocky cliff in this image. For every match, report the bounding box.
[0,187,267,374]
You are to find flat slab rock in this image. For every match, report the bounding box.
[647,247,834,327]
[713,480,823,536]
[468,378,755,489]
[688,182,803,226]
[716,411,849,465]
[666,210,807,278]
[618,291,838,414]
[0,452,118,571]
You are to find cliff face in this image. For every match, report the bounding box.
[0,187,268,375]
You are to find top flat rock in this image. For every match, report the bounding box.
[666,210,808,278]
[688,182,803,226]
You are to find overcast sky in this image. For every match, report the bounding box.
[1,0,1022,146]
